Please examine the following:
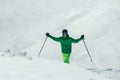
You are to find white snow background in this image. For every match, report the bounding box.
[0,0,120,80]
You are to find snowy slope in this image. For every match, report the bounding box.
[0,0,120,67]
[0,56,107,80]
[0,0,120,80]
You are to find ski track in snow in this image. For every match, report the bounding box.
[87,68,120,80]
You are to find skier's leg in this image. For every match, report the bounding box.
[62,54,71,64]
[62,54,68,63]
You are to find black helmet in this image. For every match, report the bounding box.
[62,29,68,34]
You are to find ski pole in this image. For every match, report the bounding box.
[38,36,48,57]
[83,39,93,62]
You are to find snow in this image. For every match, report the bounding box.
[0,0,120,80]
[0,56,106,80]
[87,68,120,80]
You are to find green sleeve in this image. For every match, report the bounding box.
[71,37,82,43]
[48,34,61,42]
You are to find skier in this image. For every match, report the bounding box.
[46,29,84,64]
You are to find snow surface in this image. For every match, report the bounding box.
[0,56,107,80]
[0,0,120,80]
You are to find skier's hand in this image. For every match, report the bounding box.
[81,34,84,40]
[46,32,50,37]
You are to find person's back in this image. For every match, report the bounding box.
[46,29,84,63]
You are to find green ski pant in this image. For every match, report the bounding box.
[62,53,71,64]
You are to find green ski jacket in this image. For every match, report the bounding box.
[48,34,82,54]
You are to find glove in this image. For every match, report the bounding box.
[46,32,50,36]
[80,34,84,40]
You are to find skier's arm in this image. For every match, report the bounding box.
[71,38,82,43]
[46,33,61,42]
[71,35,84,43]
